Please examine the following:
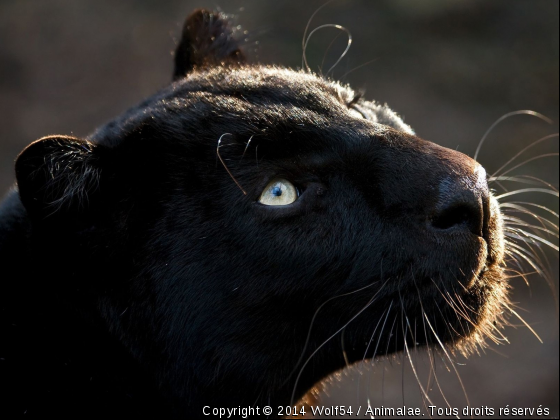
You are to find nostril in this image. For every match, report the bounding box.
[431,168,489,237]
[428,164,490,238]
[431,203,482,235]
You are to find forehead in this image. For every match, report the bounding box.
[103,67,362,153]
[169,66,413,136]
[92,66,411,156]
[172,67,358,125]
[182,67,351,101]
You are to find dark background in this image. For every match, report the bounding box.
[0,0,558,417]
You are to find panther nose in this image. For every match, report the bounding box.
[430,166,489,237]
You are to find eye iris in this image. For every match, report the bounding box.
[258,178,297,206]
[271,186,283,197]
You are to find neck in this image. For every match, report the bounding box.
[0,188,170,418]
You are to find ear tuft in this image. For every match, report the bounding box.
[173,9,246,80]
[15,136,103,219]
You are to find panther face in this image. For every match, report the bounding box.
[6,9,543,418]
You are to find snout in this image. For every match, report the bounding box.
[430,165,490,239]
[369,135,493,243]
[358,134,503,290]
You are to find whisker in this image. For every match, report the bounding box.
[216,133,247,195]
[303,24,352,76]
[397,292,439,412]
[504,250,534,287]
[491,175,559,192]
[505,227,559,252]
[504,223,559,252]
[504,241,549,283]
[424,311,472,409]
[493,179,510,194]
[240,135,254,161]
[494,153,559,178]
[363,302,394,414]
[425,324,454,413]
[442,290,472,339]
[429,278,468,340]
[503,268,539,280]
[505,234,552,268]
[424,313,471,407]
[284,279,381,385]
[399,300,406,408]
[289,279,390,406]
[341,328,350,367]
[490,133,558,178]
[320,31,343,75]
[363,303,392,360]
[454,289,508,344]
[373,301,394,361]
[502,206,559,232]
[436,295,465,341]
[505,201,559,219]
[340,58,379,81]
[301,0,337,71]
[496,188,559,200]
[502,302,543,343]
[474,110,553,161]
[504,225,557,267]
[413,278,459,414]
[382,314,399,407]
[505,232,556,293]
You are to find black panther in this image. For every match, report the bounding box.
[0,9,512,418]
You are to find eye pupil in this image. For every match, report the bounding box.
[272,186,282,197]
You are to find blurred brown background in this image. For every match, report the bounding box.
[0,0,558,418]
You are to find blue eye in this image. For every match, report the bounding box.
[258,179,298,206]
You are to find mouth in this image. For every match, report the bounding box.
[442,193,507,352]
[360,240,508,361]
[305,194,509,370]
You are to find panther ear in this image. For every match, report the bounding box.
[173,9,246,80]
[15,136,106,219]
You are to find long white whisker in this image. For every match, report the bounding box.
[490,133,559,178]
[504,201,559,219]
[502,302,543,343]
[495,153,559,178]
[289,279,389,405]
[496,188,559,200]
[505,232,555,292]
[505,228,559,252]
[504,251,532,286]
[423,312,472,409]
[505,241,547,279]
[216,133,247,195]
[283,280,381,385]
[303,24,352,76]
[413,282,454,413]
[502,206,559,232]
[301,0,337,71]
[340,58,378,80]
[320,31,343,75]
[363,302,392,360]
[503,216,559,238]
[491,175,560,192]
[474,110,553,161]
[397,292,440,413]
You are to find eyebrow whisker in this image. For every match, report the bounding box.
[240,135,254,162]
[217,133,247,195]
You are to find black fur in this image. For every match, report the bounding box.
[0,10,507,418]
